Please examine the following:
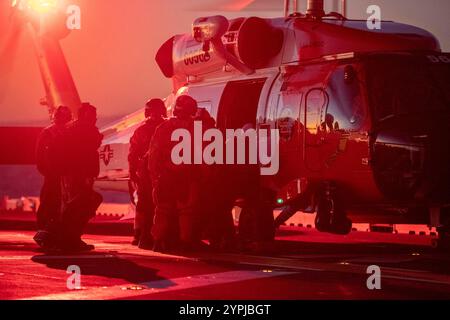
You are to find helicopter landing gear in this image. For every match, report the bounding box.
[315,182,352,235]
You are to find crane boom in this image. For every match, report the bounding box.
[12,0,82,118]
[28,24,81,117]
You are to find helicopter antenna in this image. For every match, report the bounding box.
[306,0,325,18]
[341,0,347,17]
[284,0,330,19]
[285,0,300,17]
[284,0,290,17]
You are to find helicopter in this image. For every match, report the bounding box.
[2,0,450,247]
[150,0,450,246]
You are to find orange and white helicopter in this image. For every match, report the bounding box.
[3,0,450,246]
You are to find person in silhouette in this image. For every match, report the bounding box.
[34,106,72,250]
[128,99,167,249]
[59,103,103,252]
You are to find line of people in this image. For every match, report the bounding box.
[34,103,103,253]
[129,96,275,254]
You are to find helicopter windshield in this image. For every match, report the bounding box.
[366,54,450,122]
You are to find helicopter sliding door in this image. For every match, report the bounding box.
[217,79,267,130]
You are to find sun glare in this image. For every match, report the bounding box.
[12,0,59,14]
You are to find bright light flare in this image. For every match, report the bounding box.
[12,0,59,14]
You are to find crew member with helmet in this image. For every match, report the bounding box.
[128,98,167,249]
[148,95,202,252]
[34,106,72,250]
[59,103,103,252]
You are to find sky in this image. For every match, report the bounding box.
[0,0,449,126]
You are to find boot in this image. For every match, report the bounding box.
[138,235,154,250]
[132,229,141,246]
[60,238,95,253]
[153,239,169,253]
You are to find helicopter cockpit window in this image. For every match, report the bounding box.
[367,55,450,121]
[325,65,365,132]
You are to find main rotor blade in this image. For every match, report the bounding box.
[184,0,279,12]
[184,0,342,12]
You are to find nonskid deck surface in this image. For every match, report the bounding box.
[0,228,449,300]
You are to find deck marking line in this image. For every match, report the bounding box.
[23,270,297,300]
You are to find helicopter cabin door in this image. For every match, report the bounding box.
[303,63,367,174]
[269,85,303,182]
[217,78,267,131]
[257,71,304,198]
[304,87,329,172]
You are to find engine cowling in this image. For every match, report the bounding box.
[155,16,284,79]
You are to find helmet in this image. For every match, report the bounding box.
[78,102,97,125]
[195,108,216,127]
[54,106,72,125]
[173,95,198,118]
[195,108,210,120]
[145,98,167,118]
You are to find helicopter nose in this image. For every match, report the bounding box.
[371,116,450,204]
[372,130,426,201]
[421,123,450,204]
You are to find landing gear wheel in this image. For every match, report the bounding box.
[434,231,450,252]
[432,227,450,253]
[332,217,353,235]
[435,215,450,252]
[315,183,352,235]
[315,197,332,232]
